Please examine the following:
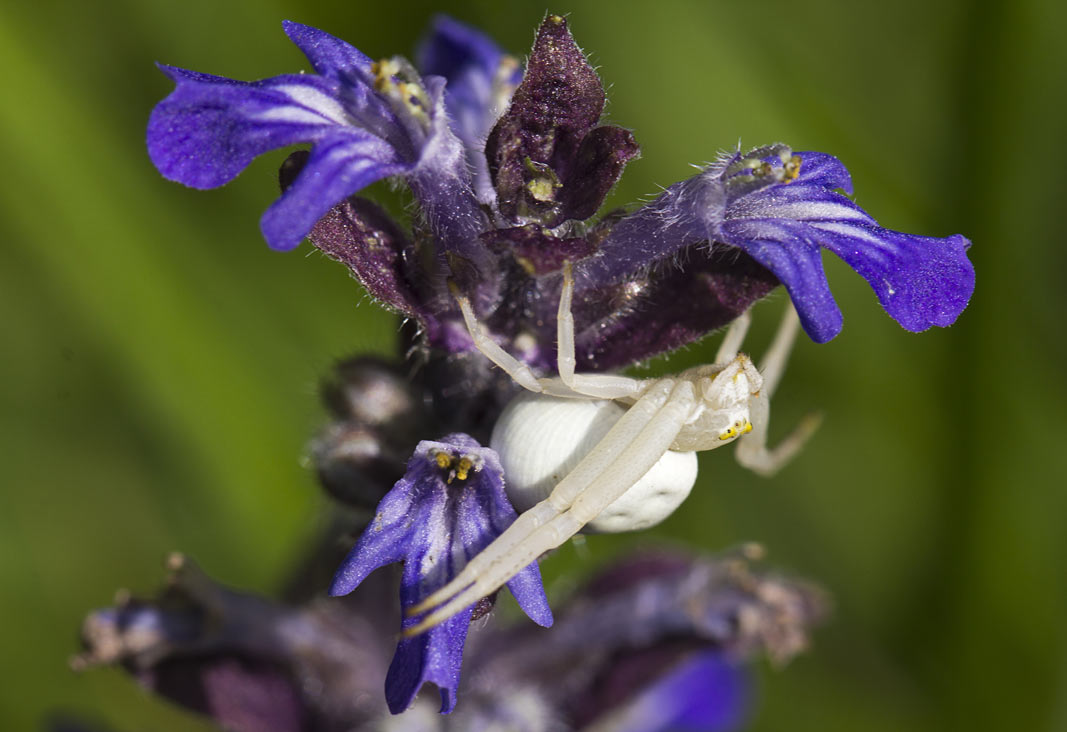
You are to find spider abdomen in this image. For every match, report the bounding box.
[490,391,698,533]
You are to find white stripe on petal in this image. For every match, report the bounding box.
[273,83,353,125]
[812,222,894,266]
[750,200,871,223]
[327,139,389,169]
[254,105,339,126]
[812,221,887,247]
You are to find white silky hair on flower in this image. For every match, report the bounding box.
[404,262,820,636]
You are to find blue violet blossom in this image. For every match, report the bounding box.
[329,434,553,714]
[148,14,973,357]
[74,549,819,731]
[143,11,974,716]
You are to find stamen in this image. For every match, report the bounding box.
[455,457,473,481]
[526,177,558,202]
[782,155,802,182]
[372,56,431,129]
[723,145,800,192]
[522,157,562,203]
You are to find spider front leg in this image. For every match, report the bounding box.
[552,262,646,399]
[734,302,821,476]
[452,267,646,401]
[714,309,752,365]
[405,379,694,635]
[452,282,544,393]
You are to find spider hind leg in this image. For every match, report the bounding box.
[734,302,821,476]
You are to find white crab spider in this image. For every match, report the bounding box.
[405,263,818,635]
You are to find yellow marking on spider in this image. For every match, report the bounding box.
[719,420,752,441]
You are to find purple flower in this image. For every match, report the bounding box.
[416,15,523,204]
[138,11,974,720]
[328,433,552,714]
[148,21,485,256]
[603,652,748,732]
[75,549,819,731]
[72,554,319,732]
[581,144,974,342]
[149,14,973,370]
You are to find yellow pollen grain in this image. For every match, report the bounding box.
[526,177,557,202]
[456,457,473,481]
[515,256,536,276]
[783,155,802,183]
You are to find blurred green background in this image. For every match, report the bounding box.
[2,0,1065,729]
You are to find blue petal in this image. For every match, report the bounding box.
[416,16,519,205]
[416,15,513,147]
[387,608,472,714]
[729,179,974,338]
[505,564,554,628]
[791,151,854,193]
[804,224,974,332]
[417,15,505,86]
[261,132,406,250]
[282,20,372,78]
[722,218,843,342]
[328,479,417,596]
[610,652,749,732]
[148,68,346,189]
